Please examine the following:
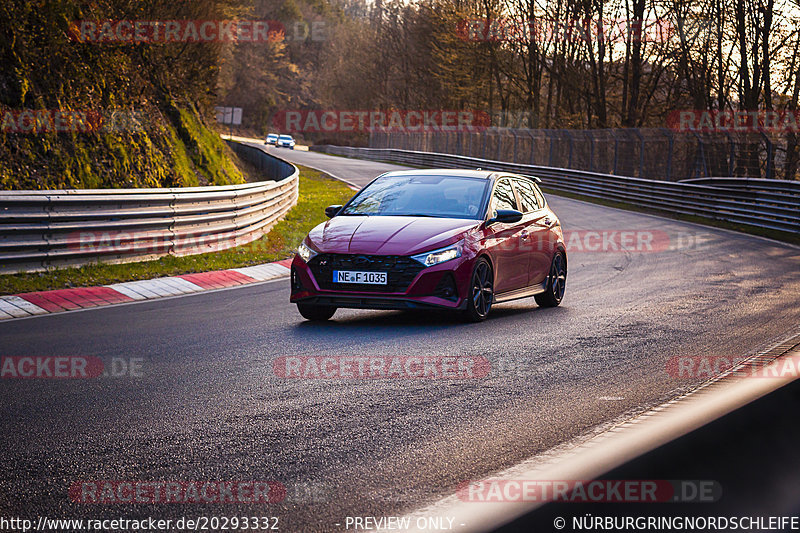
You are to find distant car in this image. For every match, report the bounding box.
[265,133,278,145]
[290,169,566,322]
[276,135,296,149]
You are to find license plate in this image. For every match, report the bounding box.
[333,270,387,285]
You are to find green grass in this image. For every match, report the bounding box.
[173,106,245,186]
[0,165,355,296]
[0,105,244,190]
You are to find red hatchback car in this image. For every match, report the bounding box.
[290,169,566,321]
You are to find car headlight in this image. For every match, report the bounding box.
[298,241,318,262]
[411,241,463,267]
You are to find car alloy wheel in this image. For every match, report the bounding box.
[465,258,493,322]
[535,251,566,307]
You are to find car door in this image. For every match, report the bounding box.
[513,178,552,286]
[485,178,528,293]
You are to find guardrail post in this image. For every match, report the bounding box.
[759,129,774,179]
[691,132,709,178]
[547,130,555,167]
[496,129,503,161]
[469,129,475,157]
[563,130,574,168]
[633,129,645,177]
[512,129,519,163]
[660,128,674,181]
[723,131,735,176]
[527,130,536,165]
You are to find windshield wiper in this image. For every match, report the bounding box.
[339,212,453,218]
[388,213,446,218]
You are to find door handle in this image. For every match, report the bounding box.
[520,230,529,239]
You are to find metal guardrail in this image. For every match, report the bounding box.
[679,177,800,195]
[311,145,800,234]
[0,141,299,274]
[369,127,800,181]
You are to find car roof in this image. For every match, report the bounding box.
[380,169,498,179]
[378,169,542,183]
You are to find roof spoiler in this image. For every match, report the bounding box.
[516,173,542,184]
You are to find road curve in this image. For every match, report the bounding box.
[1,151,799,531]
[262,143,407,188]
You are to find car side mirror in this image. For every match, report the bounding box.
[325,205,343,218]
[487,209,523,225]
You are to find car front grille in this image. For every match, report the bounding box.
[307,254,426,293]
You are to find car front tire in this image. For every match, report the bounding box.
[463,257,494,322]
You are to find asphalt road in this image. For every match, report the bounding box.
[261,144,405,187]
[1,151,800,531]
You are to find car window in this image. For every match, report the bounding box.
[491,179,517,212]
[339,175,490,219]
[533,185,546,209]
[514,179,541,212]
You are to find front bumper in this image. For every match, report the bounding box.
[289,253,472,311]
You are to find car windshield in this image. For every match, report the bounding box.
[339,175,489,219]
[267,134,277,139]
[279,135,293,141]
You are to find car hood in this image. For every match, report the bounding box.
[307,215,479,255]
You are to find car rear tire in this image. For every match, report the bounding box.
[463,257,494,322]
[297,303,336,321]
[535,251,566,308]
